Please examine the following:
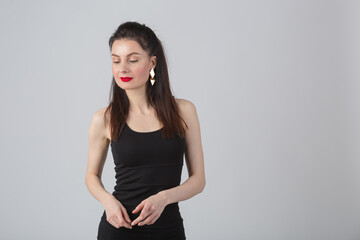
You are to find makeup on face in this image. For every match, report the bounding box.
[120,77,133,82]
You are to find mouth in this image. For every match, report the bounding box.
[120,77,133,82]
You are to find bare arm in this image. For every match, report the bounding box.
[85,109,133,229]
[85,109,115,207]
[159,99,206,205]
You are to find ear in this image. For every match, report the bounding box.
[151,56,157,69]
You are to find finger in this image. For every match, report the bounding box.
[132,201,145,214]
[116,214,132,229]
[107,217,120,228]
[108,220,119,228]
[138,212,157,226]
[147,212,160,225]
[131,211,150,226]
[121,207,131,224]
[148,213,160,225]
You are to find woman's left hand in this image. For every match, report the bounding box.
[131,192,168,226]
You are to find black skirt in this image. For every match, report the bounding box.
[97,210,186,240]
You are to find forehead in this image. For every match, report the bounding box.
[111,39,144,56]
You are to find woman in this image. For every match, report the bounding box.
[85,21,206,240]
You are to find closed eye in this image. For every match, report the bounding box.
[113,60,138,64]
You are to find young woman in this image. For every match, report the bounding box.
[85,21,206,240]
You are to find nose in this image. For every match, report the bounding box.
[119,61,129,73]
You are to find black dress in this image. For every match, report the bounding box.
[97,123,187,240]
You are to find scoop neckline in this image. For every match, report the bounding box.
[125,122,163,134]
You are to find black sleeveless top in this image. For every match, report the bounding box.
[110,122,186,229]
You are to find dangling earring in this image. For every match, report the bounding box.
[150,68,156,86]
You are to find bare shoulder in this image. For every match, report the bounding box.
[175,98,198,129]
[90,107,110,142]
[175,98,194,108]
[174,98,205,189]
[175,97,196,114]
[92,107,109,125]
[87,107,110,178]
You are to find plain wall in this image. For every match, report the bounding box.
[0,0,359,239]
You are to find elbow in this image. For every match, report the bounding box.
[191,173,206,193]
[199,179,206,193]
[85,174,90,188]
[85,172,98,187]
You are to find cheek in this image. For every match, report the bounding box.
[112,65,117,76]
[111,64,149,79]
[134,65,149,77]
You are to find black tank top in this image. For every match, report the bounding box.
[110,122,186,229]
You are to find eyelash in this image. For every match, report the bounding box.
[113,60,138,64]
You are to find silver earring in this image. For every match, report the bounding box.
[150,68,155,86]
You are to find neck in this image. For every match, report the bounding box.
[125,86,152,115]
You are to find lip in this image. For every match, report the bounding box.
[120,77,133,82]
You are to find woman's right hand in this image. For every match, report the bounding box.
[102,195,132,229]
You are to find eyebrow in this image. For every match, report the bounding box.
[111,52,141,57]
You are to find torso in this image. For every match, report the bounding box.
[103,98,184,142]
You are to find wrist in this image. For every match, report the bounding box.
[100,193,115,207]
[158,190,169,206]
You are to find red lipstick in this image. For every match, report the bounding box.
[120,77,133,82]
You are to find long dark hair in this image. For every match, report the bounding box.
[104,21,187,141]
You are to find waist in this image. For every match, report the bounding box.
[113,184,178,205]
[114,163,183,187]
[113,193,183,229]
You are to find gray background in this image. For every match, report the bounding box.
[0,0,359,239]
